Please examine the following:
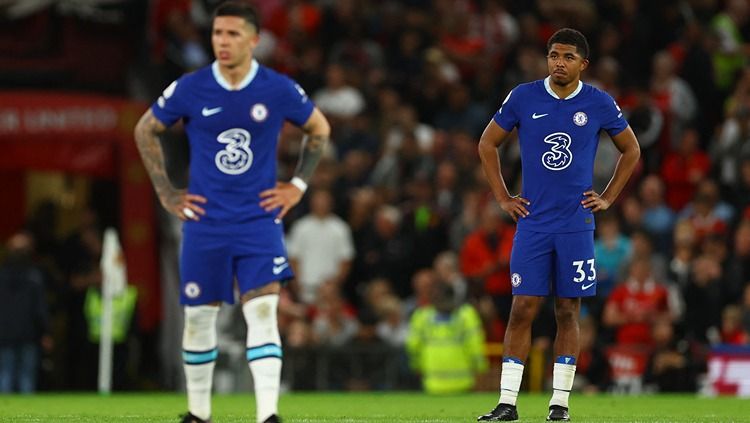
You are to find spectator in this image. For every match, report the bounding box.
[459,201,514,321]
[667,220,697,290]
[0,232,51,393]
[375,295,409,347]
[660,128,711,211]
[574,316,610,393]
[358,205,414,295]
[720,305,748,345]
[727,220,750,295]
[593,212,631,300]
[432,82,487,137]
[603,257,673,346]
[287,189,355,304]
[710,0,750,93]
[643,319,697,392]
[403,270,437,318]
[406,283,487,394]
[649,50,697,150]
[433,251,467,303]
[312,63,365,121]
[310,283,358,347]
[683,254,724,344]
[638,174,676,253]
[679,179,735,237]
[713,103,750,191]
[630,230,668,285]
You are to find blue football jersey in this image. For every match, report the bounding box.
[493,77,628,233]
[151,60,314,225]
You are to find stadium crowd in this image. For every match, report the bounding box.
[2,0,750,394]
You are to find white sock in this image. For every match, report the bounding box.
[183,305,219,421]
[243,295,282,423]
[498,357,524,406]
[550,356,577,408]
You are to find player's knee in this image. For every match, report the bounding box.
[508,302,537,326]
[183,305,219,347]
[242,294,280,343]
[555,306,578,326]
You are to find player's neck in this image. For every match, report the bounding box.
[218,59,253,89]
[549,78,580,99]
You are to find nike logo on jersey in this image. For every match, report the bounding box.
[582,282,595,290]
[273,256,286,265]
[532,113,549,119]
[201,106,223,117]
[272,263,289,275]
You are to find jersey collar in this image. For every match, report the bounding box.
[544,76,583,100]
[211,59,259,91]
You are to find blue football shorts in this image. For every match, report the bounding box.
[509,229,597,298]
[179,218,294,305]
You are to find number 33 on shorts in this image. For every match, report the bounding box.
[572,259,596,290]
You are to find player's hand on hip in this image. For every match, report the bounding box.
[582,190,611,212]
[161,190,207,221]
[260,181,303,221]
[499,196,530,222]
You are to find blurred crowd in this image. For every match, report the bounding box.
[2,0,750,393]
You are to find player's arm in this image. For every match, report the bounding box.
[478,120,530,222]
[133,109,206,221]
[295,107,331,184]
[260,107,331,220]
[581,126,640,212]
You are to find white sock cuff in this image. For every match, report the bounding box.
[183,305,219,353]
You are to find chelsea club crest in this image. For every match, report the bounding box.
[573,111,588,126]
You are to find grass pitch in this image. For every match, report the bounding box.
[0,392,745,422]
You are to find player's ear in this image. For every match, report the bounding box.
[580,58,589,72]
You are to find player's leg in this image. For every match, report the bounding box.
[501,295,544,400]
[547,297,580,421]
[478,231,553,422]
[236,251,293,423]
[547,231,596,421]
[240,284,282,423]
[182,303,220,423]
[179,231,233,423]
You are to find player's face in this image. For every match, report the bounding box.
[547,43,588,86]
[212,16,259,68]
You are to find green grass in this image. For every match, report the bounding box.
[0,392,746,422]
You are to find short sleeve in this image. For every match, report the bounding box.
[492,88,520,132]
[280,76,315,126]
[151,78,189,127]
[600,92,628,137]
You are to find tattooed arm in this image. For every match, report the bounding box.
[294,107,331,183]
[260,107,331,220]
[133,109,206,221]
